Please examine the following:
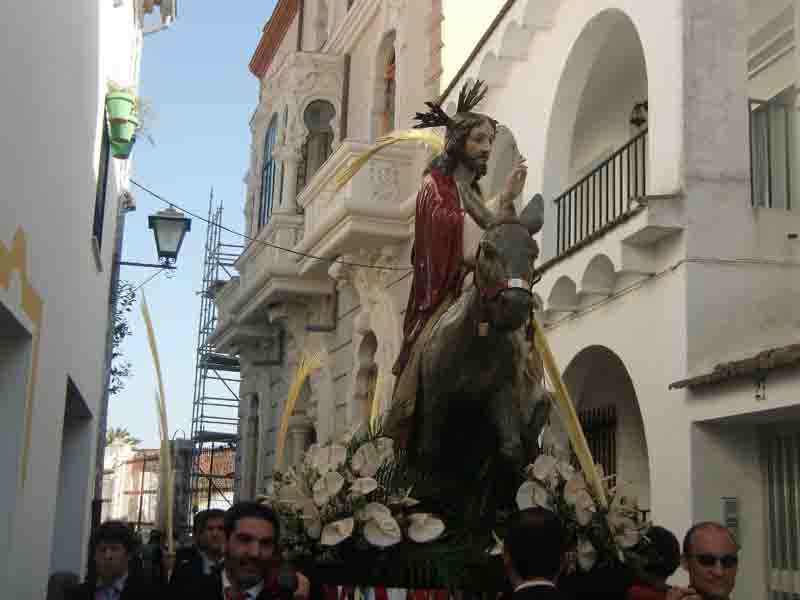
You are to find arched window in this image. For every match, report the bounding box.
[298,100,335,190]
[259,116,278,228]
[382,49,396,134]
[374,32,397,138]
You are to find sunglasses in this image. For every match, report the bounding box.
[688,553,739,569]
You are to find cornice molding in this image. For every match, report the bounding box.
[324,0,381,55]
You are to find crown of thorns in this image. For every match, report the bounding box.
[413,80,488,130]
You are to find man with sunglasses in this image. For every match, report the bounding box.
[680,522,739,600]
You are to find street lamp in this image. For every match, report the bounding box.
[119,206,192,269]
[148,206,192,266]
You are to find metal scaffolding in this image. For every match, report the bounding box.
[189,190,242,518]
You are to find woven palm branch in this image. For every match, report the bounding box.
[275,352,323,470]
[333,129,445,192]
[530,313,608,508]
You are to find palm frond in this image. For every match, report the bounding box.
[456,79,488,114]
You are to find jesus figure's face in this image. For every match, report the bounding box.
[460,119,496,178]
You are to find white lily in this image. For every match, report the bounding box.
[350,477,378,497]
[516,480,553,511]
[357,502,392,522]
[321,517,355,546]
[407,513,445,543]
[300,499,322,539]
[608,515,641,548]
[352,438,395,477]
[557,460,576,481]
[531,454,558,483]
[278,482,309,509]
[577,538,597,571]
[564,473,588,505]
[364,513,402,548]
[313,471,345,506]
[307,443,347,474]
[574,489,596,526]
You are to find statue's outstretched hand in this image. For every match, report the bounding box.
[503,157,528,203]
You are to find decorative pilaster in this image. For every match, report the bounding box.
[286,414,315,466]
[274,142,304,214]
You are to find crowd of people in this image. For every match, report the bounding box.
[46,499,739,600]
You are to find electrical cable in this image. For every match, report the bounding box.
[129,179,413,272]
[132,267,168,293]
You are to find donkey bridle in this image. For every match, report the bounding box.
[472,221,541,301]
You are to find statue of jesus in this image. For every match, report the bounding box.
[390,81,528,433]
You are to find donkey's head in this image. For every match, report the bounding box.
[474,194,544,332]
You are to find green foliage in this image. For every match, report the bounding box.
[109,280,135,396]
[106,426,141,447]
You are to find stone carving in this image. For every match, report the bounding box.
[369,163,400,204]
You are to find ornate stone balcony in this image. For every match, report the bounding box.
[294,139,428,276]
[209,212,334,353]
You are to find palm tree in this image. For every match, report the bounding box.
[106,426,141,447]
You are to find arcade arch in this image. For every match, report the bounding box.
[549,345,651,511]
[542,9,649,259]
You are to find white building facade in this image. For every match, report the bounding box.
[0,1,175,595]
[213,1,800,597]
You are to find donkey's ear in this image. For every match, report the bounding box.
[520,193,544,235]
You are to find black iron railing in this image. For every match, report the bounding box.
[555,129,648,255]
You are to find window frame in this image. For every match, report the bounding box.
[258,116,279,228]
[92,114,112,251]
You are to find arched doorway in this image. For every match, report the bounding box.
[550,345,651,512]
[542,10,649,259]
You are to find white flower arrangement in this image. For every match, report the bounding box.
[266,434,446,559]
[515,454,650,573]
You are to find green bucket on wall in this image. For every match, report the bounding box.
[111,136,136,160]
[109,114,139,144]
[105,90,135,123]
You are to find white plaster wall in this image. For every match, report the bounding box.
[690,422,767,599]
[457,0,684,261]
[0,0,142,592]
[543,264,691,553]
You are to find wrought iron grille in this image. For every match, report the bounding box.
[555,129,648,255]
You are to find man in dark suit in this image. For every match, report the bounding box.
[180,501,309,600]
[169,508,226,593]
[502,507,568,600]
[69,520,163,600]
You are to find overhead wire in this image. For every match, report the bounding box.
[129,179,413,272]
[132,267,168,293]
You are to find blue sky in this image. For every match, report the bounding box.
[109,2,277,447]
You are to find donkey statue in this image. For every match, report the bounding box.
[399,194,551,520]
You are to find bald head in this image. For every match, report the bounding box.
[682,522,738,556]
[682,522,739,600]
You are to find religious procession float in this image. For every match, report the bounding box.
[260,82,659,599]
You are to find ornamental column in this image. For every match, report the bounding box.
[275,141,304,214]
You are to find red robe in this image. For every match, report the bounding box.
[393,168,466,375]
